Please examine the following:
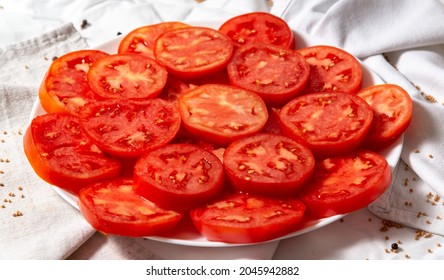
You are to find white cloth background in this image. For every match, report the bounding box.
[1,0,444,260]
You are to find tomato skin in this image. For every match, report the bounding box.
[279,92,374,157]
[178,84,268,146]
[133,144,225,211]
[227,43,310,107]
[190,192,306,243]
[118,21,190,59]
[223,133,315,197]
[218,12,295,49]
[87,53,168,100]
[299,150,392,218]
[23,113,121,194]
[78,98,181,158]
[39,50,109,115]
[154,27,234,80]
[357,84,412,149]
[78,178,183,237]
[297,45,363,94]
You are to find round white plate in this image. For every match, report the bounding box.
[29,20,403,247]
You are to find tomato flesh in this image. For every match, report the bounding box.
[223,133,315,197]
[279,92,374,156]
[23,113,121,194]
[78,178,183,237]
[154,27,234,80]
[218,12,295,49]
[357,84,412,149]
[39,50,108,115]
[134,144,224,211]
[297,45,363,94]
[118,21,190,59]
[299,150,392,218]
[190,192,306,243]
[78,99,181,158]
[178,84,268,145]
[87,53,168,100]
[227,43,310,106]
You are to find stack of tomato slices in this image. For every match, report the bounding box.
[23,12,413,244]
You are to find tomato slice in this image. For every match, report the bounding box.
[134,144,224,211]
[118,21,190,59]
[279,92,374,156]
[23,113,121,194]
[218,12,295,49]
[227,43,310,106]
[78,98,181,158]
[223,133,315,197]
[297,45,363,94]
[178,84,268,145]
[78,178,183,237]
[39,50,109,115]
[357,84,412,149]
[299,150,392,218]
[87,53,168,100]
[190,192,306,243]
[154,27,234,80]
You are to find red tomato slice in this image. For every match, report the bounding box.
[297,45,363,94]
[23,113,121,194]
[299,150,392,218]
[78,98,181,158]
[118,21,190,59]
[218,12,295,49]
[87,53,168,100]
[357,84,412,149]
[223,133,315,197]
[227,43,310,106]
[279,92,374,156]
[190,192,306,243]
[134,144,224,211]
[154,27,234,80]
[178,84,268,145]
[78,178,183,237]
[39,50,108,115]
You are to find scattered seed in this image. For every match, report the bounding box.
[405,254,411,259]
[429,154,434,159]
[12,210,23,217]
[428,249,433,253]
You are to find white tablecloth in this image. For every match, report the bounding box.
[1,0,444,260]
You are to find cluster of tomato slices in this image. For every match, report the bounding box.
[23,12,413,244]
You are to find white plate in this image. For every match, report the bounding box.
[29,20,403,247]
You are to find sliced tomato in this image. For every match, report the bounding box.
[154,26,233,80]
[299,150,392,218]
[297,45,362,94]
[190,192,306,243]
[357,84,412,149]
[78,178,183,237]
[87,53,168,100]
[279,92,374,156]
[39,50,108,115]
[134,144,224,211]
[118,21,190,59]
[218,12,295,49]
[178,84,268,145]
[227,43,310,106]
[223,133,315,197]
[78,99,181,158]
[23,113,121,194]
